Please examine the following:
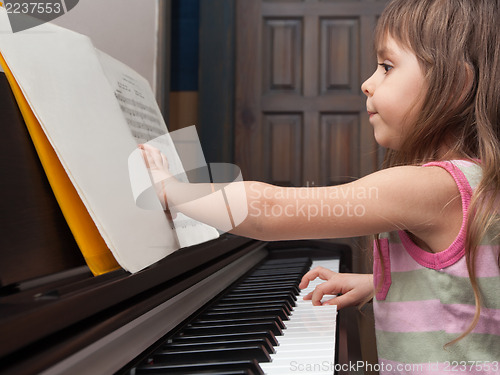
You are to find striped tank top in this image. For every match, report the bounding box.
[373,160,500,374]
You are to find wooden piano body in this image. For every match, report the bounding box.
[0,71,366,375]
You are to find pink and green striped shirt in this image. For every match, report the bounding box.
[373,160,500,374]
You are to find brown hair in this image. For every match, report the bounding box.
[373,0,500,346]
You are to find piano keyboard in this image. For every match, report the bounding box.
[260,259,339,375]
[131,257,340,375]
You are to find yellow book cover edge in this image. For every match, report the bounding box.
[0,52,121,275]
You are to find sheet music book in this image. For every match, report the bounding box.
[0,8,219,273]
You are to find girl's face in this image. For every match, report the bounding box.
[361,35,427,150]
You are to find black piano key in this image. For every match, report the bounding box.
[249,262,307,269]
[208,302,291,314]
[214,298,294,311]
[254,261,308,267]
[193,316,286,330]
[252,269,305,275]
[152,344,271,363]
[235,280,301,288]
[233,280,301,287]
[182,321,283,336]
[231,292,298,302]
[224,290,298,300]
[235,282,301,292]
[163,338,276,355]
[242,274,303,283]
[247,272,305,280]
[226,284,299,294]
[232,284,300,294]
[243,274,304,284]
[259,257,310,266]
[220,293,296,305]
[174,331,279,346]
[203,306,290,320]
[136,359,264,374]
[231,276,297,284]
[248,268,308,277]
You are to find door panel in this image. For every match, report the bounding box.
[264,113,303,186]
[320,18,359,94]
[263,19,302,94]
[321,113,360,185]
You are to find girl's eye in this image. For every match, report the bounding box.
[378,63,393,73]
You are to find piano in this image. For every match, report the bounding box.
[0,71,366,375]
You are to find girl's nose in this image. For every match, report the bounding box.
[361,73,375,97]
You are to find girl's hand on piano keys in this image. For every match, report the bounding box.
[299,267,374,309]
[138,144,177,219]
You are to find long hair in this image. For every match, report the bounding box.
[373,0,500,346]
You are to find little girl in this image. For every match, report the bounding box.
[141,0,500,372]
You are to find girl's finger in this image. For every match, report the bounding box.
[299,266,335,289]
[139,148,153,170]
[141,144,164,168]
[302,291,313,300]
[310,287,326,306]
[160,153,169,168]
[321,292,357,310]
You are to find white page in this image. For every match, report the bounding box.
[0,9,218,272]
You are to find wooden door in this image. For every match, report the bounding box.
[235,0,389,186]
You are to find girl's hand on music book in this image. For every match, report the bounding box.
[139,144,177,219]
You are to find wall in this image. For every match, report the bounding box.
[52,0,158,91]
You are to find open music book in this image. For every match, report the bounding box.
[0,8,219,274]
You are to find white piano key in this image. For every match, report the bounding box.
[288,311,334,318]
[284,318,334,327]
[275,338,332,346]
[288,309,334,317]
[276,335,334,344]
[274,344,333,353]
[261,357,335,373]
[260,365,333,375]
[310,259,340,270]
[263,359,333,367]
